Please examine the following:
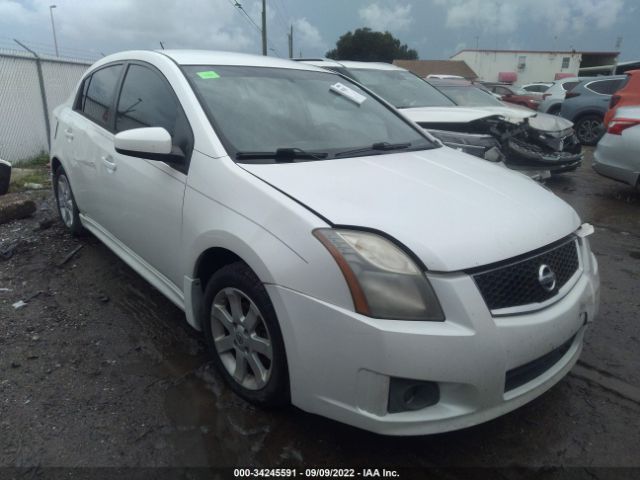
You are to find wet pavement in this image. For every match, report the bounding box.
[1,149,639,470]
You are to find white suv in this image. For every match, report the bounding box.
[51,50,600,435]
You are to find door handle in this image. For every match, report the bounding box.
[64,128,74,140]
[101,155,117,172]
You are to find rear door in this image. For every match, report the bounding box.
[95,62,193,286]
[67,64,124,216]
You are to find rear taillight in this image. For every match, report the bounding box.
[607,118,640,135]
[565,92,580,99]
[610,94,621,109]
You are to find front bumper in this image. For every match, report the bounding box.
[268,239,599,436]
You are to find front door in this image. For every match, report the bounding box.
[93,63,194,287]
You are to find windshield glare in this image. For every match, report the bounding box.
[184,66,434,160]
[347,68,455,109]
[437,85,505,107]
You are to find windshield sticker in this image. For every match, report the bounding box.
[330,82,367,105]
[197,71,220,79]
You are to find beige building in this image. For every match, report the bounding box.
[450,49,619,85]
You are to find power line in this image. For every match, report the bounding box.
[225,0,283,57]
[226,0,262,37]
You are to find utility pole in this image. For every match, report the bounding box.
[288,24,293,58]
[612,36,623,75]
[49,4,59,57]
[261,0,267,56]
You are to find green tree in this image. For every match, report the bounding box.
[326,28,418,63]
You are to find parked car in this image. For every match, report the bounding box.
[538,78,582,115]
[593,106,640,188]
[521,82,553,93]
[482,83,543,110]
[427,78,582,173]
[0,158,10,195]
[52,50,599,436]
[301,59,582,175]
[604,69,640,127]
[559,75,627,145]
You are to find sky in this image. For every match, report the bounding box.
[0,0,637,62]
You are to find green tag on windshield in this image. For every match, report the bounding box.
[197,71,220,79]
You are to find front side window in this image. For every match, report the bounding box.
[82,64,123,128]
[116,64,193,163]
[116,65,179,134]
[184,66,435,160]
[562,81,579,91]
[345,68,455,109]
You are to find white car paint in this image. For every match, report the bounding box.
[51,50,599,435]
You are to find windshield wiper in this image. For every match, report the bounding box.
[335,142,412,158]
[236,148,328,163]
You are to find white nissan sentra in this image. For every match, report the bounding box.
[51,50,600,435]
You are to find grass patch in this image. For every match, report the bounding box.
[8,167,50,193]
[15,152,50,168]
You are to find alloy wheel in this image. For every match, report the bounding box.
[57,175,74,228]
[210,287,273,390]
[576,119,602,144]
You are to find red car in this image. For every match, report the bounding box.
[484,83,542,110]
[604,69,640,127]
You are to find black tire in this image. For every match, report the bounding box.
[53,166,85,236]
[202,262,289,407]
[574,114,604,146]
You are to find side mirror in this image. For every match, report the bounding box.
[115,127,184,164]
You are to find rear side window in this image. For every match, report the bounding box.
[562,81,579,91]
[81,65,123,128]
[587,79,625,95]
[116,64,193,160]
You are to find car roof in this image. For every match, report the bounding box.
[293,58,345,68]
[336,61,405,71]
[93,49,327,72]
[426,78,473,87]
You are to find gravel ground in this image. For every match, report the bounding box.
[1,150,639,473]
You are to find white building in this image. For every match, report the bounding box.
[450,49,619,85]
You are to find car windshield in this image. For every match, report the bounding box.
[436,85,505,107]
[345,68,455,109]
[184,66,435,161]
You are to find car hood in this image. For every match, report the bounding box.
[240,147,581,271]
[402,105,573,132]
[401,106,501,124]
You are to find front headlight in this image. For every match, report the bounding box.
[425,129,505,162]
[314,229,445,321]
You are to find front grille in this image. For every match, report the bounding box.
[471,238,580,311]
[505,334,576,392]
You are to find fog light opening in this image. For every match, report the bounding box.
[388,378,440,414]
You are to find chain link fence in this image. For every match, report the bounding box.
[0,43,97,165]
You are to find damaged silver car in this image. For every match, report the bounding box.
[426,78,582,174]
[300,59,582,177]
